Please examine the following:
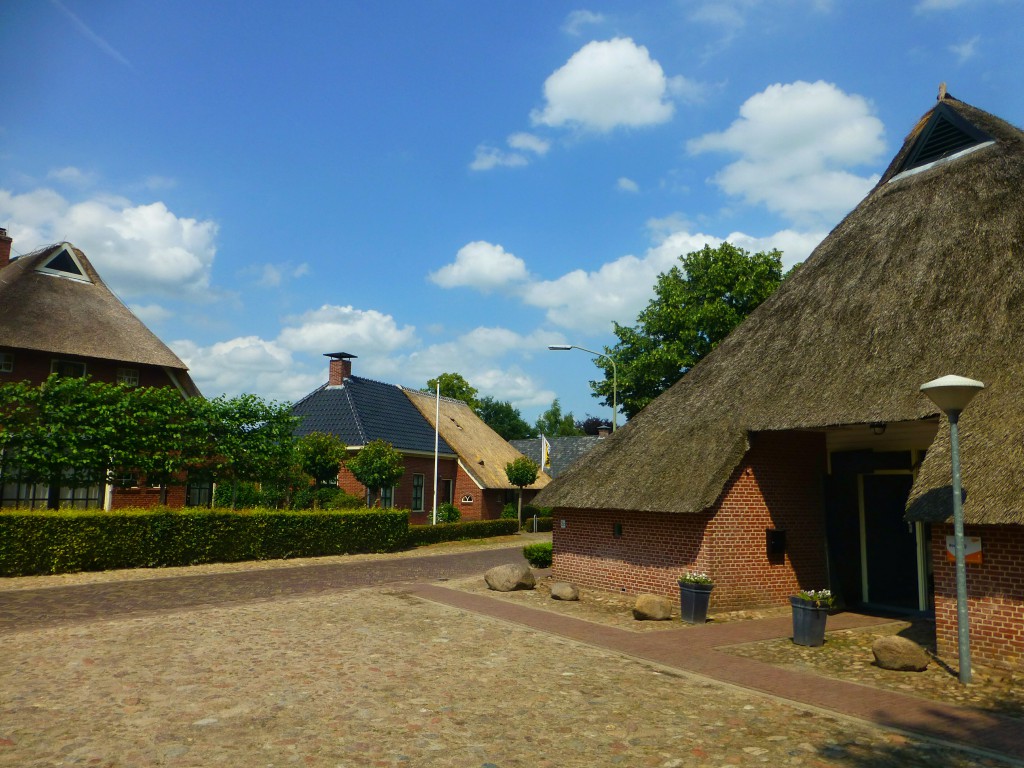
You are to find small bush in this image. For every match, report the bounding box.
[522,541,553,568]
[522,504,552,518]
[501,503,518,519]
[292,486,363,510]
[521,517,553,533]
[436,502,461,523]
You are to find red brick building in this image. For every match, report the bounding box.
[292,353,547,523]
[538,92,1024,670]
[0,233,204,509]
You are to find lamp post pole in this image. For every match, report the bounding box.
[920,374,985,685]
[547,344,617,432]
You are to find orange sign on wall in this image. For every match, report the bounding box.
[945,535,982,564]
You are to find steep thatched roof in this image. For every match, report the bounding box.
[0,243,193,376]
[537,93,1024,525]
[403,388,550,491]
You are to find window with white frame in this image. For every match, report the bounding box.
[412,474,424,511]
[51,359,86,378]
[0,352,12,373]
[117,367,139,387]
[380,485,394,509]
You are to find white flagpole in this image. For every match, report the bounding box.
[432,381,440,525]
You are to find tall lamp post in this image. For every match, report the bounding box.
[548,344,618,432]
[920,374,985,684]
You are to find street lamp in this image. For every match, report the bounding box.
[547,344,617,432]
[920,374,985,684]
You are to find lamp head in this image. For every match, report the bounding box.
[548,344,573,351]
[920,375,985,416]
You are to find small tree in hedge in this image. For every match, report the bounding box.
[295,432,348,507]
[347,439,404,507]
[504,456,539,532]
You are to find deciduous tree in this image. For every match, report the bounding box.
[504,455,540,531]
[346,439,404,507]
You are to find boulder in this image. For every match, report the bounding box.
[632,594,674,621]
[550,582,579,601]
[484,563,536,592]
[872,635,930,671]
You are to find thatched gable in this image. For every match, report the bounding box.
[0,243,194,378]
[402,388,550,491]
[537,93,1024,525]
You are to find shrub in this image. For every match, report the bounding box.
[291,485,363,510]
[522,517,553,533]
[501,503,518,520]
[523,504,552,518]
[436,502,461,523]
[407,519,518,547]
[522,541,553,568]
[0,507,409,576]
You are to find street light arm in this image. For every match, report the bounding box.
[547,343,618,432]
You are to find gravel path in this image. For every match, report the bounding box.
[0,541,1019,767]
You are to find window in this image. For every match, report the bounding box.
[441,479,454,505]
[0,353,12,373]
[117,368,139,387]
[51,359,86,378]
[461,494,473,504]
[412,474,424,511]
[114,472,139,488]
[380,485,394,509]
[35,247,91,283]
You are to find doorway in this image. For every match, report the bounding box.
[860,474,920,609]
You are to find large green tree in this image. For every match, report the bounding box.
[534,398,583,437]
[475,396,533,440]
[346,439,405,507]
[590,242,789,419]
[295,431,348,487]
[423,372,479,409]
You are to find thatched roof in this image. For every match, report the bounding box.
[0,243,195,379]
[537,93,1024,526]
[403,388,551,491]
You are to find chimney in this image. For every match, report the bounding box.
[597,425,611,438]
[0,228,11,269]
[325,352,356,385]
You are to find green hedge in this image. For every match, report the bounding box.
[407,518,519,547]
[0,507,408,576]
[521,516,553,533]
[522,541,553,568]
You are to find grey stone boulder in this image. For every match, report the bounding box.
[550,582,579,601]
[632,594,674,621]
[484,563,536,592]
[872,635,930,671]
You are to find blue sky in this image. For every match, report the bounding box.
[2,0,1022,424]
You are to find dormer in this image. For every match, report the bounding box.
[35,244,92,283]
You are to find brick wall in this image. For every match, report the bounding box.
[552,430,827,612]
[110,484,186,510]
[338,455,460,522]
[931,524,1024,670]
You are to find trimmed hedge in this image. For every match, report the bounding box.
[0,507,408,576]
[521,516,553,533]
[407,518,519,547]
[523,541,553,568]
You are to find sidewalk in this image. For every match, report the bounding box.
[410,583,1024,763]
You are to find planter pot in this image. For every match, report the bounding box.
[679,582,713,624]
[790,596,829,647]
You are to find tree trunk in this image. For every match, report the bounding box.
[517,487,523,534]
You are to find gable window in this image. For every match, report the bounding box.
[892,103,995,179]
[51,359,86,378]
[412,474,424,511]
[117,367,140,387]
[0,353,12,373]
[35,246,91,283]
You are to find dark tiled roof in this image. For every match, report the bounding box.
[292,376,455,455]
[510,436,605,478]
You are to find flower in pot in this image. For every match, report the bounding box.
[678,571,714,624]
[790,588,834,647]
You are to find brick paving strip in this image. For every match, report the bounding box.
[410,583,1024,763]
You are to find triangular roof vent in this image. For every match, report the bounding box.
[35,245,91,283]
[895,102,993,176]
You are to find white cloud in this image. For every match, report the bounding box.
[688,80,885,225]
[563,10,606,35]
[172,336,321,402]
[47,166,97,187]
[507,132,551,155]
[0,187,218,297]
[520,223,825,331]
[276,304,417,356]
[617,177,639,193]
[128,303,173,325]
[429,241,529,291]
[470,133,550,171]
[950,34,981,63]
[531,38,696,132]
[245,261,309,288]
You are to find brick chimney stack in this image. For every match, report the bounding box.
[597,425,611,438]
[0,228,12,269]
[325,352,356,385]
